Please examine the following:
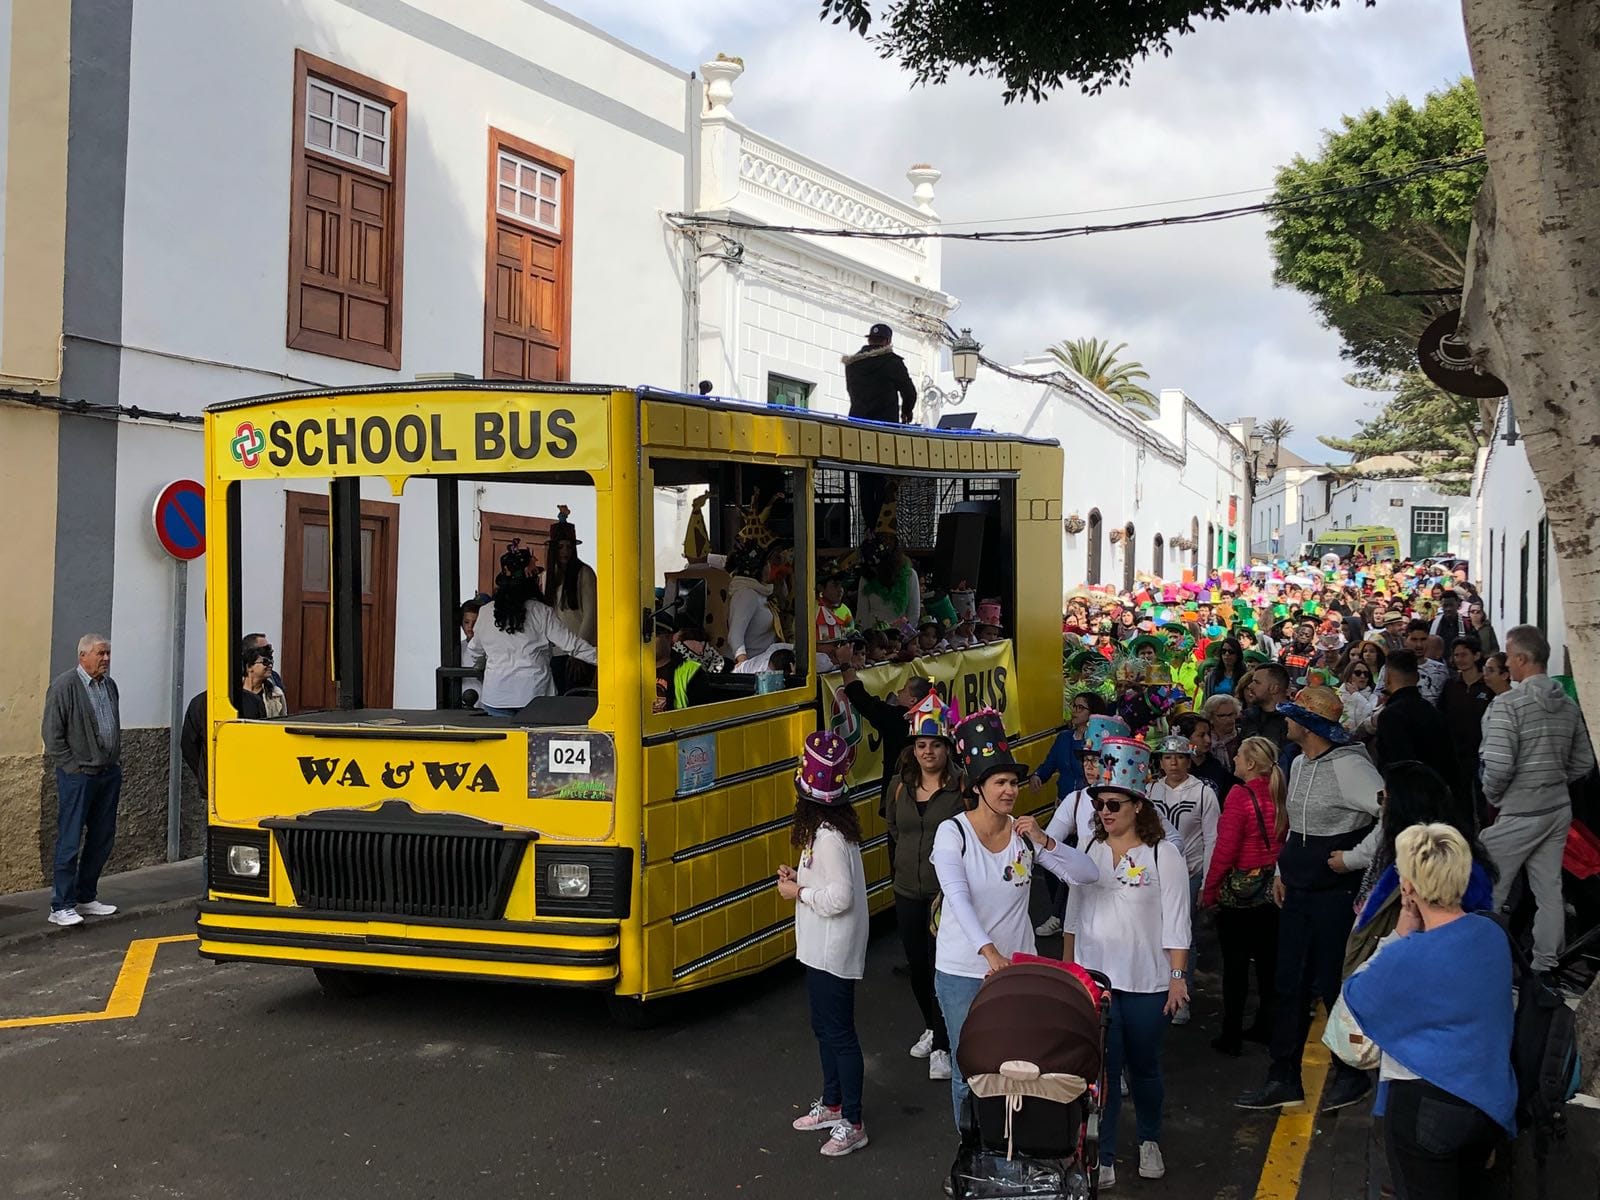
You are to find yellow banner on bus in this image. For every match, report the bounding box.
[823,640,1017,788]
[212,390,611,480]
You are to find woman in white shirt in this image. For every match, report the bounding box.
[1064,748,1191,1190]
[543,513,598,690]
[932,711,1099,1129]
[468,542,597,714]
[781,731,871,1158]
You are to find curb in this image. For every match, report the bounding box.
[0,895,199,955]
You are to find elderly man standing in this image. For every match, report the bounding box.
[41,634,124,927]
[1480,625,1596,976]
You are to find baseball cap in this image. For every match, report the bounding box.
[867,322,892,340]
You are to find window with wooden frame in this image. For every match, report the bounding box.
[484,129,573,381]
[287,51,406,369]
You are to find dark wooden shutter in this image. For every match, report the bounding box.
[484,130,572,381]
[287,52,406,370]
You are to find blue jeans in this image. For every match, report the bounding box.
[52,766,123,911]
[479,703,518,717]
[806,967,864,1125]
[934,969,986,1129]
[1102,990,1169,1163]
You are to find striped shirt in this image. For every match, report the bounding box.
[77,665,116,750]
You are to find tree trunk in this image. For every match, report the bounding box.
[1458,0,1600,1089]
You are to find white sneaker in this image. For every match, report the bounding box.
[1138,1141,1166,1179]
[792,1099,846,1132]
[910,1028,935,1058]
[76,900,117,916]
[1171,1004,1191,1026]
[1098,1164,1116,1189]
[1034,915,1063,937]
[48,908,84,927]
[820,1121,869,1157]
[929,1049,952,1080]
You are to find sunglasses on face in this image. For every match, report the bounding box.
[1352,669,1370,678]
[1090,796,1133,813]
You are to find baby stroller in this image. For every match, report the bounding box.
[948,959,1112,1199]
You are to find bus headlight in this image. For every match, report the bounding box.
[549,863,590,898]
[227,844,263,877]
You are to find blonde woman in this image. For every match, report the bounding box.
[1199,737,1284,1055]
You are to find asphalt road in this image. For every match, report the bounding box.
[4,907,1590,1200]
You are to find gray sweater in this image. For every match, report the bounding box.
[42,668,121,773]
[1480,674,1595,818]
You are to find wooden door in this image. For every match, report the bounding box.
[486,221,564,380]
[282,491,400,712]
[478,512,556,596]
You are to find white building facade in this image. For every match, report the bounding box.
[1250,463,1472,561]
[950,359,1252,595]
[1475,400,1566,671]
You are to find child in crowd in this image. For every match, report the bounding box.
[1148,735,1220,1025]
[783,731,871,1157]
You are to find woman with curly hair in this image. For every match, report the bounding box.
[467,539,596,713]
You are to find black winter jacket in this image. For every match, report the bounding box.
[843,345,917,423]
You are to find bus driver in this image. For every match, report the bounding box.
[466,539,597,715]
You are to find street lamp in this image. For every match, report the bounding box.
[952,327,982,399]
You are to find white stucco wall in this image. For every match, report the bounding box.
[954,362,1248,595]
[1475,419,1566,671]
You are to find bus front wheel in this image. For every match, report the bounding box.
[313,967,380,999]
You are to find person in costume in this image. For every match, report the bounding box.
[930,710,1099,1129]
[973,599,1004,645]
[885,689,963,1084]
[782,732,872,1157]
[855,533,920,629]
[1063,736,1191,1189]
[652,611,716,712]
[1148,734,1222,1026]
[725,492,787,666]
[544,506,598,691]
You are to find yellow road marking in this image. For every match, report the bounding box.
[0,935,197,1030]
[1253,1009,1332,1200]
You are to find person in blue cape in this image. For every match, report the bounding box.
[1343,823,1516,1199]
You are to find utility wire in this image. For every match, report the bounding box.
[669,154,1486,245]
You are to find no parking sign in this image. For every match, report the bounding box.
[152,479,206,560]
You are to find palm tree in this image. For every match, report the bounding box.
[1262,417,1295,470]
[1048,337,1160,417]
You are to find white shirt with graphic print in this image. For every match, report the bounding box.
[1148,775,1220,879]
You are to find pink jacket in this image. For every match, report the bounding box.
[1201,775,1283,907]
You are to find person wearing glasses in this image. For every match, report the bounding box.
[1064,736,1191,1189]
[1200,637,1247,699]
[1337,660,1378,734]
[237,644,286,719]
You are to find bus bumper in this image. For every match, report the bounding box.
[196,901,620,988]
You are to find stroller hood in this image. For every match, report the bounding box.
[955,962,1103,1084]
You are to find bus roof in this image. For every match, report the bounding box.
[205,380,1060,448]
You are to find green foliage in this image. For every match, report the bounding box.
[819,0,1366,101]
[1319,369,1484,495]
[1048,337,1160,415]
[1267,79,1486,372]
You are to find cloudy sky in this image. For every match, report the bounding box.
[578,0,1472,462]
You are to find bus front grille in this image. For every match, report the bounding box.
[273,826,526,921]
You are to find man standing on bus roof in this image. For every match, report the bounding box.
[41,634,124,927]
[843,323,917,425]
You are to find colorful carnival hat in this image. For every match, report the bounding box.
[975,599,1004,631]
[1089,736,1152,801]
[549,504,583,546]
[796,730,855,804]
[682,492,711,563]
[953,710,1021,785]
[1082,714,1132,755]
[905,688,956,742]
[1243,649,1271,666]
[1125,633,1169,660]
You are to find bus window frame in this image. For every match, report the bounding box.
[642,451,813,739]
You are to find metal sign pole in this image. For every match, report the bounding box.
[166,558,188,862]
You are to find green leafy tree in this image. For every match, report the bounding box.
[1261,418,1294,466]
[1047,337,1159,416]
[1320,370,1484,495]
[1267,79,1486,374]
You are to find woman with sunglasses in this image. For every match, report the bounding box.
[1064,738,1191,1189]
[1466,599,1499,655]
[1200,637,1246,699]
[1337,661,1378,734]
[931,710,1099,1130]
[237,645,286,719]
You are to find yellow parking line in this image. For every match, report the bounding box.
[1253,1009,1332,1199]
[0,935,197,1030]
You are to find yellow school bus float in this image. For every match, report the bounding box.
[196,382,1063,1016]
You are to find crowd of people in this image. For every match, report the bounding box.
[778,552,1595,1197]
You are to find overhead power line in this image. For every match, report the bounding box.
[669,154,1486,245]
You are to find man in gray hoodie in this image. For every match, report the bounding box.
[1479,625,1595,973]
[41,633,124,927]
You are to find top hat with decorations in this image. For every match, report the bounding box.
[1089,736,1153,801]
[728,490,784,577]
[549,504,583,546]
[905,688,956,743]
[953,710,1021,786]
[975,599,1004,630]
[1082,714,1132,755]
[795,730,855,805]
